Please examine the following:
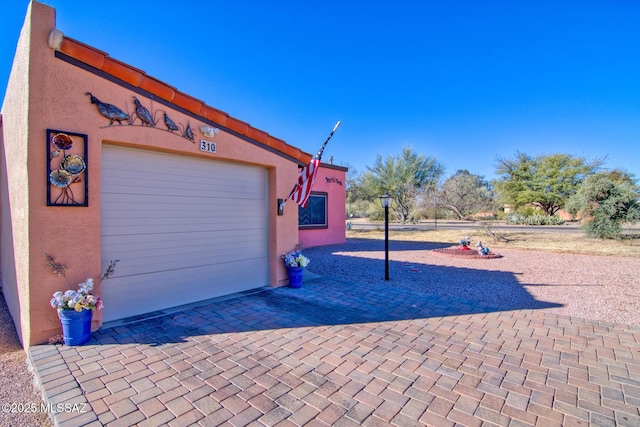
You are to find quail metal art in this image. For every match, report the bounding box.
[85,92,130,126]
[85,92,204,143]
[163,111,179,133]
[183,122,195,142]
[133,96,156,127]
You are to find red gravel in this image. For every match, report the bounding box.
[306,239,640,326]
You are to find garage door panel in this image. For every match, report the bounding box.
[100,200,266,223]
[101,219,265,233]
[103,238,268,277]
[102,163,265,198]
[101,239,267,274]
[101,222,265,236]
[103,236,267,264]
[104,153,262,180]
[101,229,265,252]
[109,254,267,279]
[100,195,265,212]
[101,145,268,322]
[101,179,265,199]
[102,259,266,321]
[101,213,265,230]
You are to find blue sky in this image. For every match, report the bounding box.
[2,1,639,182]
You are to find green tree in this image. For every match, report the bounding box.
[567,171,640,239]
[346,168,377,218]
[494,152,603,216]
[440,170,496,219]
[365,147,444,222]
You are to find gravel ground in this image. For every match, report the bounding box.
[0,239,637,427]
[0,293,52,427]
[304,238,640,326]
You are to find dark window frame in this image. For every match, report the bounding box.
[298,192,328,229]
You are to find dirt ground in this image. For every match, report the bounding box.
[0,293,52,427]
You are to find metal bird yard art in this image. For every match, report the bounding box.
[85,91,204,143]
[133,96,156,127]
[163,111,179,133]
[85,92,129,126]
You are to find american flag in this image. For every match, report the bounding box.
[284,121,340,209]
[287,157,321,208]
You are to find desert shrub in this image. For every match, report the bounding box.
[472,212,498,220]
[347,200,372,219]
[505,212,565,225]
[367,203,384,221]
[567,172,640,239]
[515,206,539,217]
[504,213,525,224]
[583,214,622,239]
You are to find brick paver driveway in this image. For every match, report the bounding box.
[31,274,640,426]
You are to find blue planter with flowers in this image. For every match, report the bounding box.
[287,267,304,288]
[47,254,118,346]
[282,249,310,289]
[58,309,92,346]
[50,277,104,346]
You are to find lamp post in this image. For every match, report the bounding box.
[379,192,393,281]
[434,197,438,230]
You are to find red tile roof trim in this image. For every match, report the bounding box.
[102,57,144,87]
[139,75,175,102]
[55,35,312,165]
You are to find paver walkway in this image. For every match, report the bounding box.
[30,274,640,426]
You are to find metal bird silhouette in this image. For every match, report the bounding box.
[163,112,179,133]
[133,96,155,127]
[183,122,195,142]
[85,92,130,126]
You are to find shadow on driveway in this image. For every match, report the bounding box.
[94,238,560,346]
[33,239,640,427]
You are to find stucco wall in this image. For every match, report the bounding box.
[0,1,40,346]
[298,165,347,248]
[1,1,303,347]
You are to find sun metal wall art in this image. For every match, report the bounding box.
[47,129,88,206]
[85,92,198,142]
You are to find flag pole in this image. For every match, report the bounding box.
[280,121,341,210]
[314,121,341,160]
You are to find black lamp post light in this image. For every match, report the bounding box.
[379,192,394,281]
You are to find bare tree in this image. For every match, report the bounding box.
[439,170,496,220]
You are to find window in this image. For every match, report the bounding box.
[299,192,328,229]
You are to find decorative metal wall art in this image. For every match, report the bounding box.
[325,176,343,186]
[47,129,88,206]
[85,92,129,125]
[85,92,199,142]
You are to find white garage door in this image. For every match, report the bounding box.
[100,145,269,322]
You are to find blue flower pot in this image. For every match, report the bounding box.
[58,309,92,346]
[287,267,304,288]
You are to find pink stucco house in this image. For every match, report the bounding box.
[298,163,347,248]
[0,1,346,348]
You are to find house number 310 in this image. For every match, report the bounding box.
[200,140,216,154]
